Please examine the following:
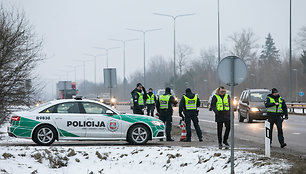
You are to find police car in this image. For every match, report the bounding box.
[8,98,165,145]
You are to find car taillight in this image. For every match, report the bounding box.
[11,116,20,121]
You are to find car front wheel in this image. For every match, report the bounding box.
[32,125,56,146]
[127,124,150,145]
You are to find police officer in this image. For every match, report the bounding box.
[131,83,147,115]
[265,88,288,148]
[146,88,156,116]
[156,87,177,141]
[179,88,203,142]
[211,86,231,149]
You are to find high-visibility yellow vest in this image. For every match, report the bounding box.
[137,92,144,106]
[159,94,171,109]
[215,94,229,111]
[267,97,283,113]
[146,94,155,104]
[184,94,198,110]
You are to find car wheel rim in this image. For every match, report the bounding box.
[132,127,147,143]
[37,128,53,144]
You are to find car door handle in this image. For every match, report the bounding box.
[55,117,62,120]
[87,118,93,120]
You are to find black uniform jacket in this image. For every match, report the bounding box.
[264,94,288,117]
[211,94,231,122]
[179,92,200,117]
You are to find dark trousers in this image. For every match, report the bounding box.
[185,113,202,140]
[147,104,155,116]
[159,112,172,139]
[133,106,144,115]
[268,116,284,145]
[217,121,230,144]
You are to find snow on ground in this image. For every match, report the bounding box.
[0,145,290,174]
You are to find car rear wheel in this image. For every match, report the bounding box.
[246,112,253,123]
[32,125,56,146]
[127,124,150,145]
[238,111,244,122]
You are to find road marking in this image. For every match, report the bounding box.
[292,133,301,135]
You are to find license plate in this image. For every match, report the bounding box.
[263,113,267,116]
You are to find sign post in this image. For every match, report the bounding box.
[217,56,247,174]
[104,68,117,98]
[265,120,271,157]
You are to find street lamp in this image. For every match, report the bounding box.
[127,28,161,87]
[84,53,106,97]
[94,47,120,68]
[109,38,138,82]
[292,69,298,101]
[109,38,138,101]
[289,0,292,101]
[74,59,93,96]
[153,12,195,93]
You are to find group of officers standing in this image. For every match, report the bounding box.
[131,83,288,149]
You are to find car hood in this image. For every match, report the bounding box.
[120,114,162,123]
[249,101,266,109]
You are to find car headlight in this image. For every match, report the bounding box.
[233,100,238,106]
[151,121,163,126]
[99,99,104,103]
[110,98,116,103]
[250,107,259,112]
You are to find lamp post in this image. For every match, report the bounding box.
[109,38,138,101]
[153,12,195,93]
[94,47,120,68]
[289,0,293,101]
[74,59,93,96]
[292,69,298,101]
[84,53,106,97]
[127,28,161,87]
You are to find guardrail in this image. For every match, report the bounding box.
[287,103,306,115]
[199,100,209,108]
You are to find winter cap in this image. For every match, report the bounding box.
[185,88,192,93]
[271,88,278,93]
[137,83,142,87]
[165,87,171,93]
[149,88,153,90]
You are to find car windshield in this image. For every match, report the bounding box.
[28,102,51,112]
[250,92,270,102]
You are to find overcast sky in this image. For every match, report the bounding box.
[1,0,306,96]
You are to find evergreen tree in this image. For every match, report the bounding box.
[259,33,280,64]
[301,50,306,73]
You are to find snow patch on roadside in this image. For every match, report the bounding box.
[0,146,290,174]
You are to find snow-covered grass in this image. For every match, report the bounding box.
[0,146,290,174]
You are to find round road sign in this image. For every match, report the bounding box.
[217,56,248,86]
[299,91,304,97]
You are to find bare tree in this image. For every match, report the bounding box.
[199,47,218,70]
[296,26,306,50]
[0,5,43,123]
[176,44,193,77]
[228,29,258,65]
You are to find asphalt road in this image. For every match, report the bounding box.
[118,105,306,155]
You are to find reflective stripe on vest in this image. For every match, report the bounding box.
[184,94,198,110]
[146,94,155,104]
[215,94,229,111]
[137,92,144,106]
[159,94,171,109]
[267,97,283,113]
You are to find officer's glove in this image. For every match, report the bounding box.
[155,113,159,116]
[284,115,288,120]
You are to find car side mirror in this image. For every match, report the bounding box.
[106,110,114,115]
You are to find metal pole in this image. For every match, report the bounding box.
[230,57,235,174]
[123,41,126,101]
[295,69,298,101]
[83,61,85,96]
[143,32,146,87]
[94,56,97,97]
[106,50,109,68]
[173,18,176,93]
[289,0,292,102]
[217,0,221,63]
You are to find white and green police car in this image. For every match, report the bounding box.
[8,98,165,145]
